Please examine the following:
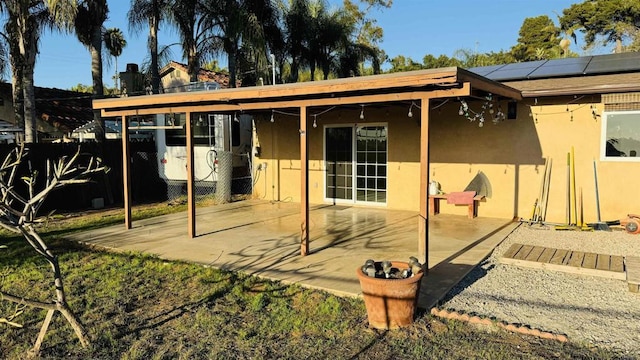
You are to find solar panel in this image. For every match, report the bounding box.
[482,60,547,81]
[467,64,506,77]
[584,52,640,74]
[527,56,592,79]
[468,52,640,82]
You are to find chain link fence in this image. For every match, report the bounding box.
[164,150,253,205]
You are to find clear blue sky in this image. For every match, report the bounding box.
[34,0,595,90]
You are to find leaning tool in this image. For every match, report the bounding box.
[589,160,611,231]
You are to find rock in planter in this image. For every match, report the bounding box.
[356,261,423,329]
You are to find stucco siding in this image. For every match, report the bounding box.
[253,97,638,224]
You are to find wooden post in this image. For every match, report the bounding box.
[121,115,132,229]
[186,112,196,238]
[300,106,309,256]
[418,97,430,267]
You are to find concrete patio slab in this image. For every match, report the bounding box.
[65,200,517,310]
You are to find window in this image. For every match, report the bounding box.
[601,111,640,161]
[325,124,387,204]
[165,113,214,147]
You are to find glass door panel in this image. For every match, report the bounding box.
[325,125,387,204]
[325,127,353,201]
[355,126,387,204]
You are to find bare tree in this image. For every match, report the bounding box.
[0,145,107,357]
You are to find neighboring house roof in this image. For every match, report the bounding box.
[469,52,640,97]
[35,87,94,134]
[0,82,94,135]
[159,61,238,89]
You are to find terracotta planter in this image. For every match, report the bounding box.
[356,261,423,329]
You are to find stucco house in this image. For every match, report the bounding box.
[93,52,640,262]
[159,61,238,93]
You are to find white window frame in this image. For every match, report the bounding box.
[601,110,640,162]
[323,122,388,206]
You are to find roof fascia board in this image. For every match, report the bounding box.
[95,68,462,110]
[458,68,522,100]
[521,84,640,97]
[101,84,472,117]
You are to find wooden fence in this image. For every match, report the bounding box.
[0,140,167,214]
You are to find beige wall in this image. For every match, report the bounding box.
[253,95,636,224]
[252,106,422,210]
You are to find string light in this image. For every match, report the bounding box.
[408,103,414,118]
[234,113,239,122]
[457,93,504,127]
[270,110,274,123]
[359,105,365,120]
[312,115,317,128]
[591,104,599,120]
[531,102,593,122]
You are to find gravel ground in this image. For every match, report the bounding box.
[441,223,640,358]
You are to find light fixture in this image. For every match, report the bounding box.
[312,115,317,128]
[270,110,275,123]
[359,105,365,120]
[234,113,240,122]
[197,115,203,125]
[408,103,413,118]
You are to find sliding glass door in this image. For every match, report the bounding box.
[325,127,353,201]
[325,124,387,205]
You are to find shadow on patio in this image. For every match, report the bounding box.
[66,199,517,310]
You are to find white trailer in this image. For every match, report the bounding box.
[155,111,252,196]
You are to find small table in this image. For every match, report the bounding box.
[428,194,486,219]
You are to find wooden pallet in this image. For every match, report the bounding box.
[500,243,626,280]
[626,256,640,293]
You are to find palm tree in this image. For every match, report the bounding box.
[204,0,279,88]
[307,1,349,80]
[74,0,108,141]
[2,0,77,143]
[168,0,218,82]
[282,0,311,83]
[103,28,127,92]
[128,0,171,94]
[74,0,108,97]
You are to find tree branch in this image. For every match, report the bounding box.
[0,291,57,311]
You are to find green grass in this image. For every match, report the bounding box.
[0,202,630,359]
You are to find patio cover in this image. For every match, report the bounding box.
[93,67,521,265]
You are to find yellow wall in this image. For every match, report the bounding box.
[253,96,638,224]
[252,106,421,209]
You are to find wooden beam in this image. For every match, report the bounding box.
[459,69,522,100]
[300,105,309,256]
[94,68,461,110]
[99,86,471,118]
[121,115,132,229]
[418,96,430,267]
[185,111,196,238]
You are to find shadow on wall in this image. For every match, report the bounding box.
[429,102,543,166]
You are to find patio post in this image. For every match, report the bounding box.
[121,115,132,229]
[418,96,431,267]
[300,105,309,256]
[186,111,195,238]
